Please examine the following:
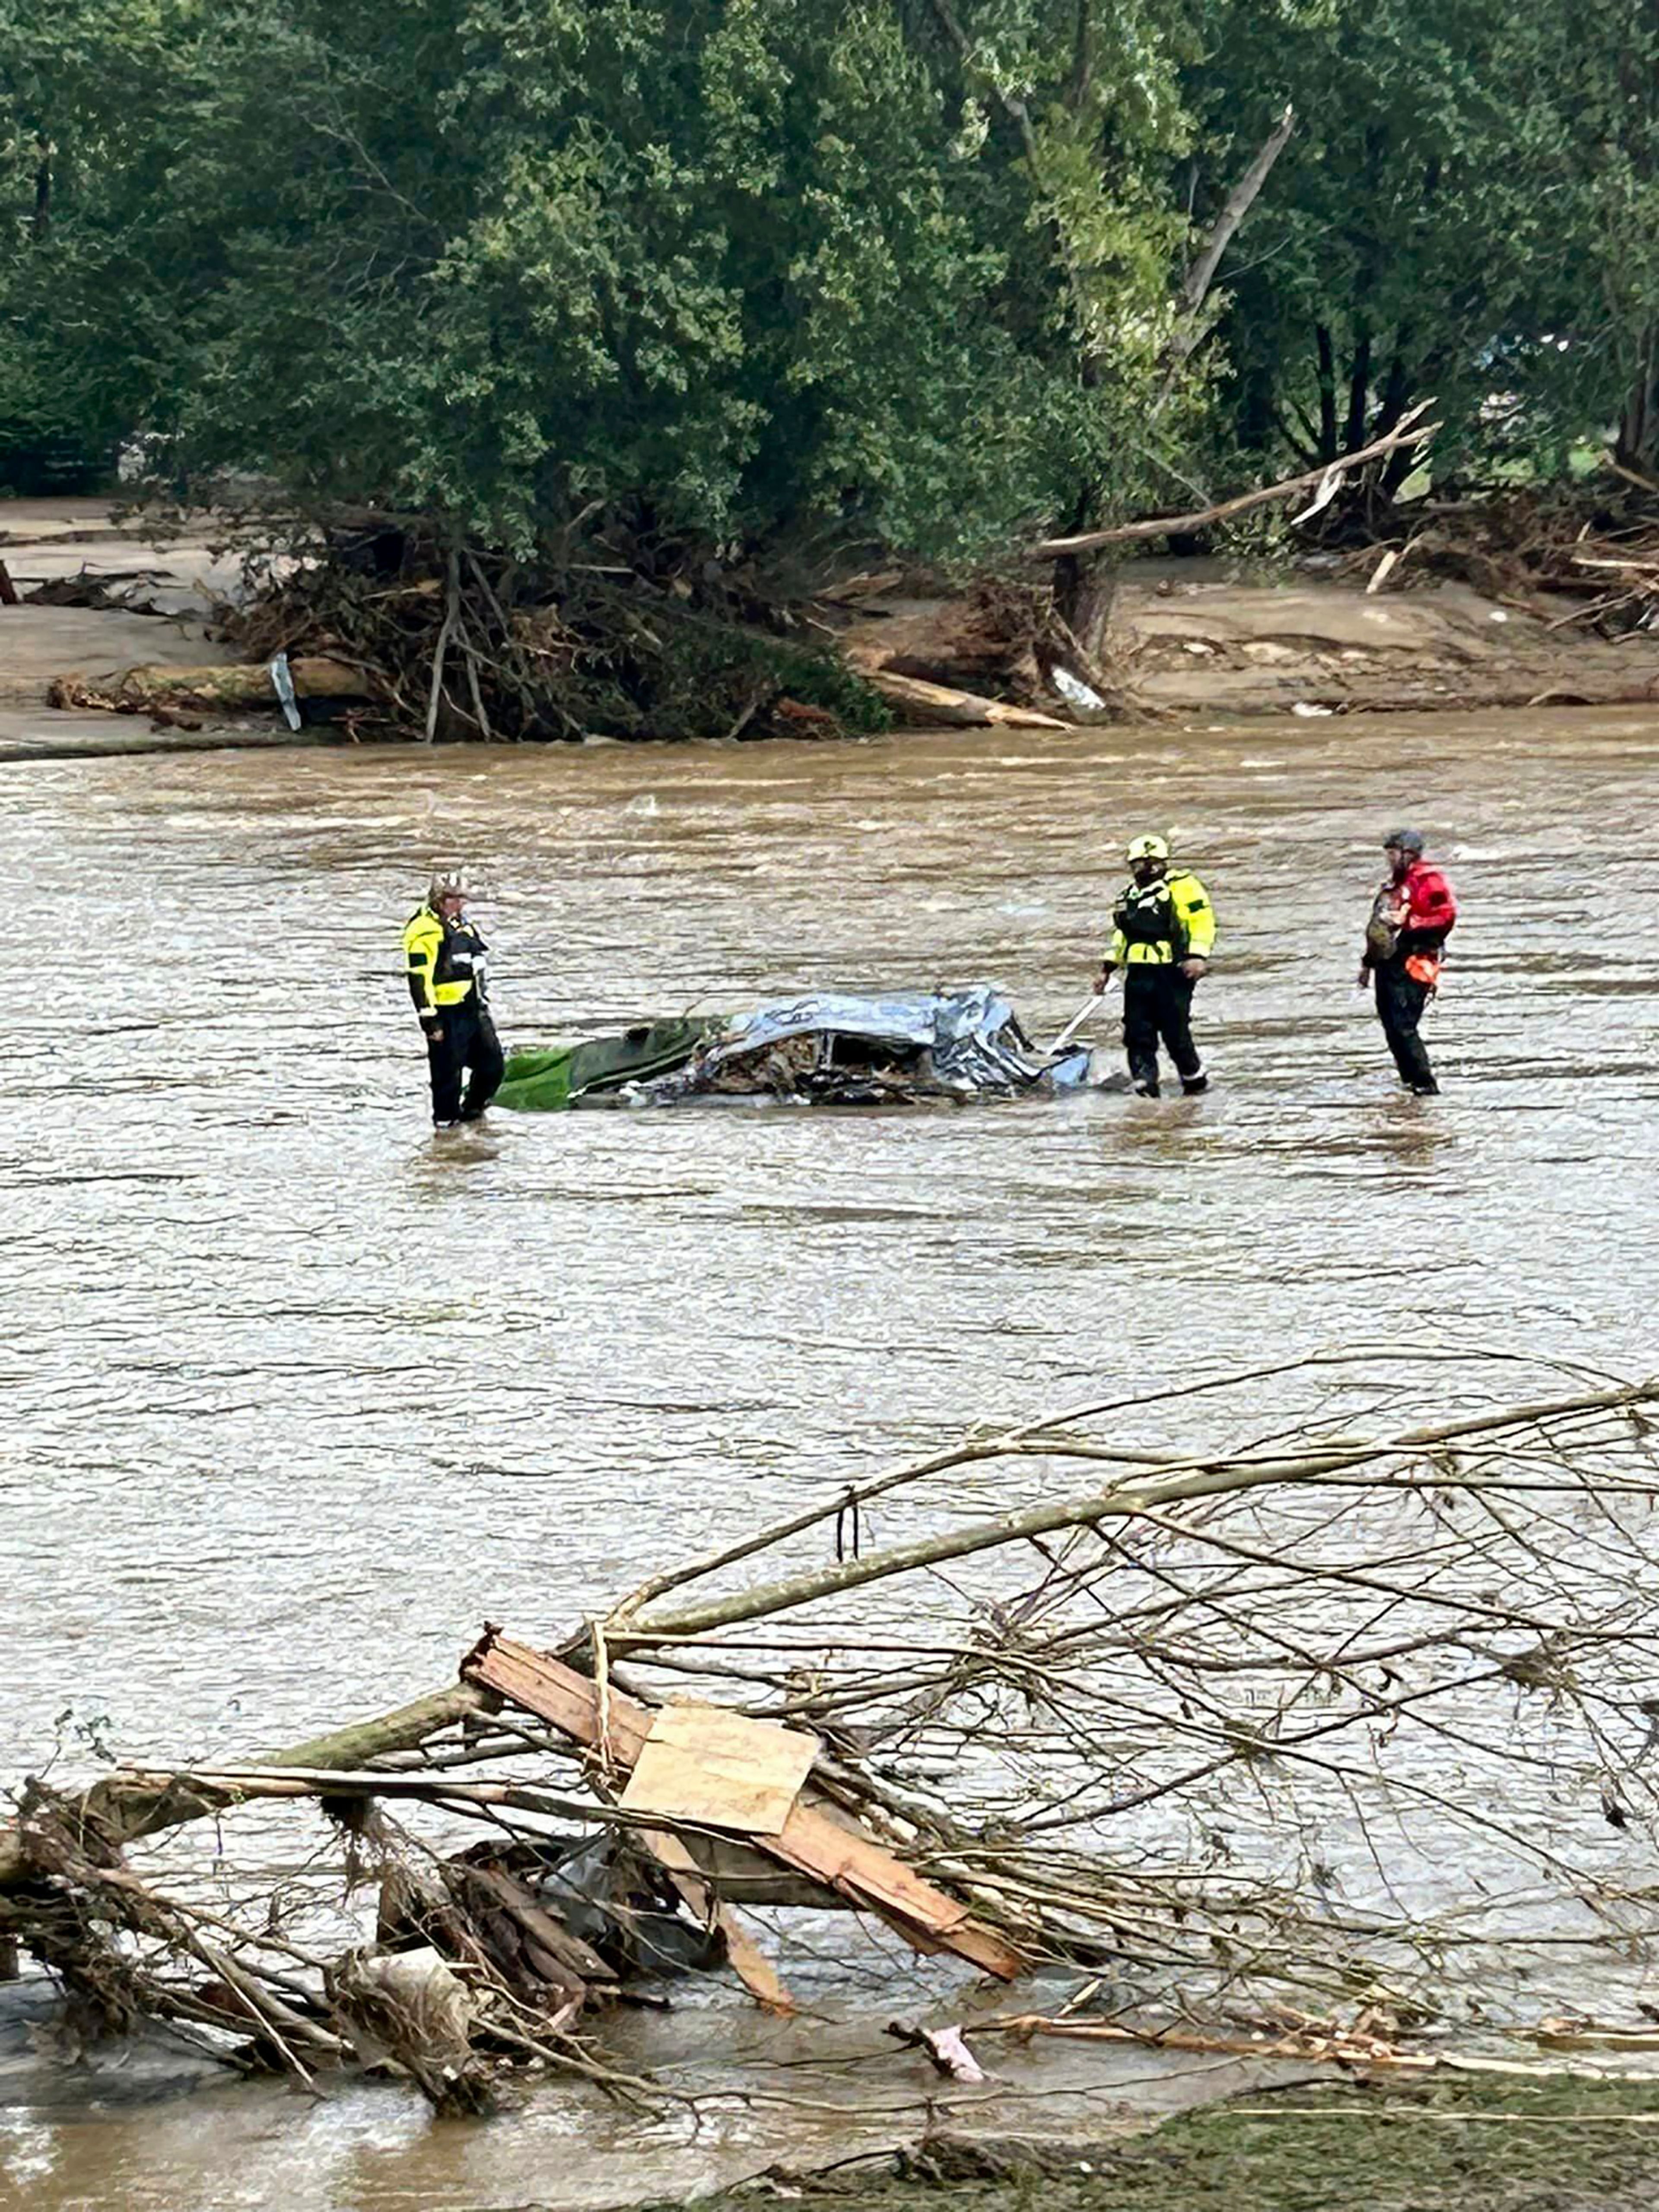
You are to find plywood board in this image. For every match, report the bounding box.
[620,1703,819,1836]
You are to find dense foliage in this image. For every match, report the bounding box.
[1190,0,1659,482]
[3,0,1655,544]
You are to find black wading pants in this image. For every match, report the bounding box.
[1374,961,1437,1094]
[1122,967,1205,1097]
[425,999,505,1124]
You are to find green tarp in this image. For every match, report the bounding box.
[496,1017,720,1111]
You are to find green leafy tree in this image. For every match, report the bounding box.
[1184,0,1659,486]
[3,0,1211,556]
[1182,0,1531,480]
[1488,0,1659,475]
[0,0,210,486]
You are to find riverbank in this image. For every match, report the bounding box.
[1102,564,1659,715]
[3,499,1656,760]
[637,2075,1659,2212]
[0,499,245,760]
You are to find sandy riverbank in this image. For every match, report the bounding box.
[1112,563,1659,715]
[3,499,1656,761]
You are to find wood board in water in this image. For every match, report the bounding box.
[620,1702,819,1836]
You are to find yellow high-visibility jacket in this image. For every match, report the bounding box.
[1109,868,1216,967]
[403,904,488,1020]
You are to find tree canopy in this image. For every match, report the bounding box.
[3,0,1653,546]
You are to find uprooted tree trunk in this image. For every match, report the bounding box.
[1051,549,1118,670]
[837,573,1131,720]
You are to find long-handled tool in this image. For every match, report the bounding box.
[1045,980,1114,1057]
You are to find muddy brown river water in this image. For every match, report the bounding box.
[4,709,1659,2207]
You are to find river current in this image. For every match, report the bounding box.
[3,709,1658,2206]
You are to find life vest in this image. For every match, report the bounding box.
[404,905,490,1016]
[1364,861,1457,972]
[1110,869,1216,966]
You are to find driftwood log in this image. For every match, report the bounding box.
[47,657,375,715]
[859,667,1069,729]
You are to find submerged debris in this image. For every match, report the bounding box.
[497,988,1103,1110]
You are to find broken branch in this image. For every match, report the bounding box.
[1029,405,1439,557]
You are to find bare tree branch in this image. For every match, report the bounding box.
[1029,404,1440,557]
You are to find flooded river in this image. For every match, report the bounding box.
[4,708,1659,2206]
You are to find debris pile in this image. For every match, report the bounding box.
[498,988,1102,1112]
[833,575,1117,726]
[204,521,897,743]
[22,566,175,616]
[5,1354,1658,2114]
[25,514,1130,738]
[1347,485,1659,634]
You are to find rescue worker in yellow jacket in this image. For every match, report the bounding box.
[1094,834,1216,1097]
[403,868,504,1125]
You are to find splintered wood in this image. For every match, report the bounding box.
[464,1634,1026,1980]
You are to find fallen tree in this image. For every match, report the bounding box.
[7,1350,1659,2113]
[1027,405,1442,559]
[47,655,374,715]
[64,410,1607,746]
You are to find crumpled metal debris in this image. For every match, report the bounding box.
[639,986,1096,1106]
[499,986,1101,1110]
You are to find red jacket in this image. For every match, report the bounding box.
[1397,859,1457,945]
[1365,858,1458,966]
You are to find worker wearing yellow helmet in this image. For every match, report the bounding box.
[1094,833,1216,1096]
[403,867,504,1126]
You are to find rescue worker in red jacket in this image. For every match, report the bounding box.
[1358,829,1457,1096]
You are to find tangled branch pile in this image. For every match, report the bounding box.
[197,515,1124,744]
[215,519,896,744]
[1350,483,1659,634]
[6,1351,1659,2114]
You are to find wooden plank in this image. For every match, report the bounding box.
[768,1801,966,1928]
[620,1703,819,1837]
[463,1636,1026,1981]
[467,1637,653,1763]
[642,1830,796,2014]
[766,1805,1026,1978]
